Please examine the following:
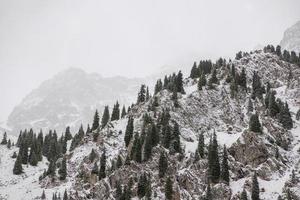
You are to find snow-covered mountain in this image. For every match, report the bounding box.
[280,20,300,53]
[1,49,300,200]
[6,68,143,134]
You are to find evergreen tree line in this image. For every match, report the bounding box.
[41,189,69,200]
[154,71,185,95]
[1,132,13,149]
[190,60,213,78]
[264,44,300,66]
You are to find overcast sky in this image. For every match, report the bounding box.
[0,0,300,122]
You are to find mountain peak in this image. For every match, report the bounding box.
[280,20,300,53]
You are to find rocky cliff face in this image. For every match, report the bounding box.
[7,68,143,134]
[1,50,300,200]
[280,21,300,53]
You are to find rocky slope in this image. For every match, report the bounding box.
[280,20,300,53]
[1,50,300,200]
[6,68,143,135]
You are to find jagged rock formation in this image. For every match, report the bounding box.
[280,20,300,53]
[1,49,300,200]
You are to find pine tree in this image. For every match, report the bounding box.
[197,132,205,159]
[121,106,126,118]
[249,113,262,133]
[171,85,179,108]
[205,181,212,200]
[115,181,123,200]
[176,71,185,94]
[198,73,207,90]
[29,147,38,166]
[276,45,282,57]
[241,189,248,200]
[12,151,17,158]
[296,109,300,121]
[1,132,7,144]
[41,190,46,199]
[62,136,67,155]
[124,117,134,147]
[59,157,67,180]
[150,123,159,146]
[134,136,142,163]
[63,190,68,200]
[208,132,220,183]
[221,145,229,184]
[116,154,123,169]
[279,102,293,130]
[101,106,110,128]
[190,62,200,78]
[170,122,181,153]
[137,173,148,198]
[47,159,56,177]
[239,67,247,89]
[111,101,120,121]
[146,87,150,101]
[162,124,172,149]
[165,176,173,200]
[158,151,168,178]
[252,72,264,100]
[13,154,23,175]
[268,91,279,117]
[137,84,146,103]
[251,172,260,200]
[89,149,97,162]
[7,139,11,149]
[64,127,72,141]
[99,150,106,180]
[209,68,218,85]
[92,110,100,131]
[154,79,163,94]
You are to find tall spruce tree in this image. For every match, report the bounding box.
[137,84,146,103]
[241,189,248,200]
[251,72,264,99]
[170,122,181,153]
[92,110,100,131]
[165,176,173,200]
[198,73,207,90]
[158,151,168,178]
[176,71,185,94]
[196,132,205,160]
[279,102,293,130]
[1,132,7,144]
[65,127,72,141]
[249,113,262,133]
[124,117,134,147]
[143,129,153,162]
[205,181,212,200]
[208,132,220,183]
[13,154,23,175]
[59,157,67,180]
[111,101,120,121]
[99,150,106,179]
[251,172,260,200]
[101,106,110,128]
[121,106,126,118]
[221,145,229,184]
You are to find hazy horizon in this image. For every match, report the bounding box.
[1,0,300,122]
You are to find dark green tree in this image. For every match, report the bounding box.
[41,190,46,199]
[124,117,134,147]
[165,176,173,200]
[170,122,181,153]
[208,132,220,183]
[241,189,248,200]
[99,150,106,180]
[176,71,185,94]
[92,110,100,131]
[251,72,264,100]
[195,132,205,160]
[158,151,168,178]
[13,154,23,175]
[205,181,212,200]
[59,157,67,180]
[137,84,146,103]
[111,101,120,121]
[121,106,126,118]
[29,147,38,166]
[198,73,207,90]
[251,172,260,200]
[190,62,200,78]
[249,113,262,133]
[65,127,72,141]
[279,102,293,130]
[143,130,153,162]
[1,132,7,144]
[89,149,97,162]
[221,145,229,184]
[63,190,68,200]
[101,106,110,128]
